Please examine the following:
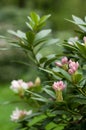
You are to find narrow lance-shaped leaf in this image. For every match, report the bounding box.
[26,31,35,44]
[30,12,40,24]
[34,29,51,42]
[8,30,26,39]
[26,22,33,30]
[28,114,47,126]
[39,14,51,25]
[43,88,56,99]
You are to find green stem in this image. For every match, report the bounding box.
[31,45,40,67]
[56,91,63,102]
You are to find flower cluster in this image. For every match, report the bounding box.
[68,60,79,74]
[53,81,66,91]
[10,77,41,96]
[10,79,33,96]
[11,108,32,122]
[52,81,66,102]
[55,57,79,75]
[10,79,33,93]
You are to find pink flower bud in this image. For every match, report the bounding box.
[68,68,75,74]
[55,62,62,67]
[61,57,68,64]
[27,81,34,88]
[53,81,66,91]
[69,61,79,73]
[83,36,86,43]
[34,77,41,86]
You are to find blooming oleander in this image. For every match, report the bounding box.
[11,108,32,122]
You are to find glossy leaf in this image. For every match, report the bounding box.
[28,114,47,126]
[30,12,40,24]
[26,31,35,44]
[43,88,56,99]
[53,67,71,82]
[39,14,51,25]
[34,29,51,42]
[8,30,26,39]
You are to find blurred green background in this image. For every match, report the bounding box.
[0,0,86,130]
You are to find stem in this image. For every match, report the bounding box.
[24,50,36,64]
[31,46,40,66]
[56,91,63,102]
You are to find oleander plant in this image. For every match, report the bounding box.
[1,12,86,130]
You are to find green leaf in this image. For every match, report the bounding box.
[73,95,86,105]
[39,57,48,64]
[30,12,40,24]
[39,67,62,80]
[26,22,33,30]
[72,15,85,24]
[72,73,82,84]
[45,38,59,46]
[0,35,12,40]
[53,124,65,130]
[44,55,59,67]
[31,97,48,102]
[26,31,35,44]
[53,67,71,82]
[46,122,65,130]
[35,38,59,54]
[28,114,47,126]
[8,30,26,39]
[26,90,48,102]
[39,14,51,25]
[75,42,86,56]
[63,42,78,52]
[66,15,86,32]
[34,29,51,42]
[43,88,56,99]
[46,122,57,130]
[72,15,86,31]
[0,48,8,50]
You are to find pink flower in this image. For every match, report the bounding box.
[61,57,68,64]
[10,108,32,122]
[55,62,62,67]
[68,68,75,74]
[53,81,66,91]
[27,81,34,88]
[10,79,29,93]
[68,60,79,74]
[83,36,86,43]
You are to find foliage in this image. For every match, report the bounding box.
[1,12,86,130]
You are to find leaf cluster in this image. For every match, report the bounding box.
[1,13,86,130]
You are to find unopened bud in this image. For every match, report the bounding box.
[34,77,41,86]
